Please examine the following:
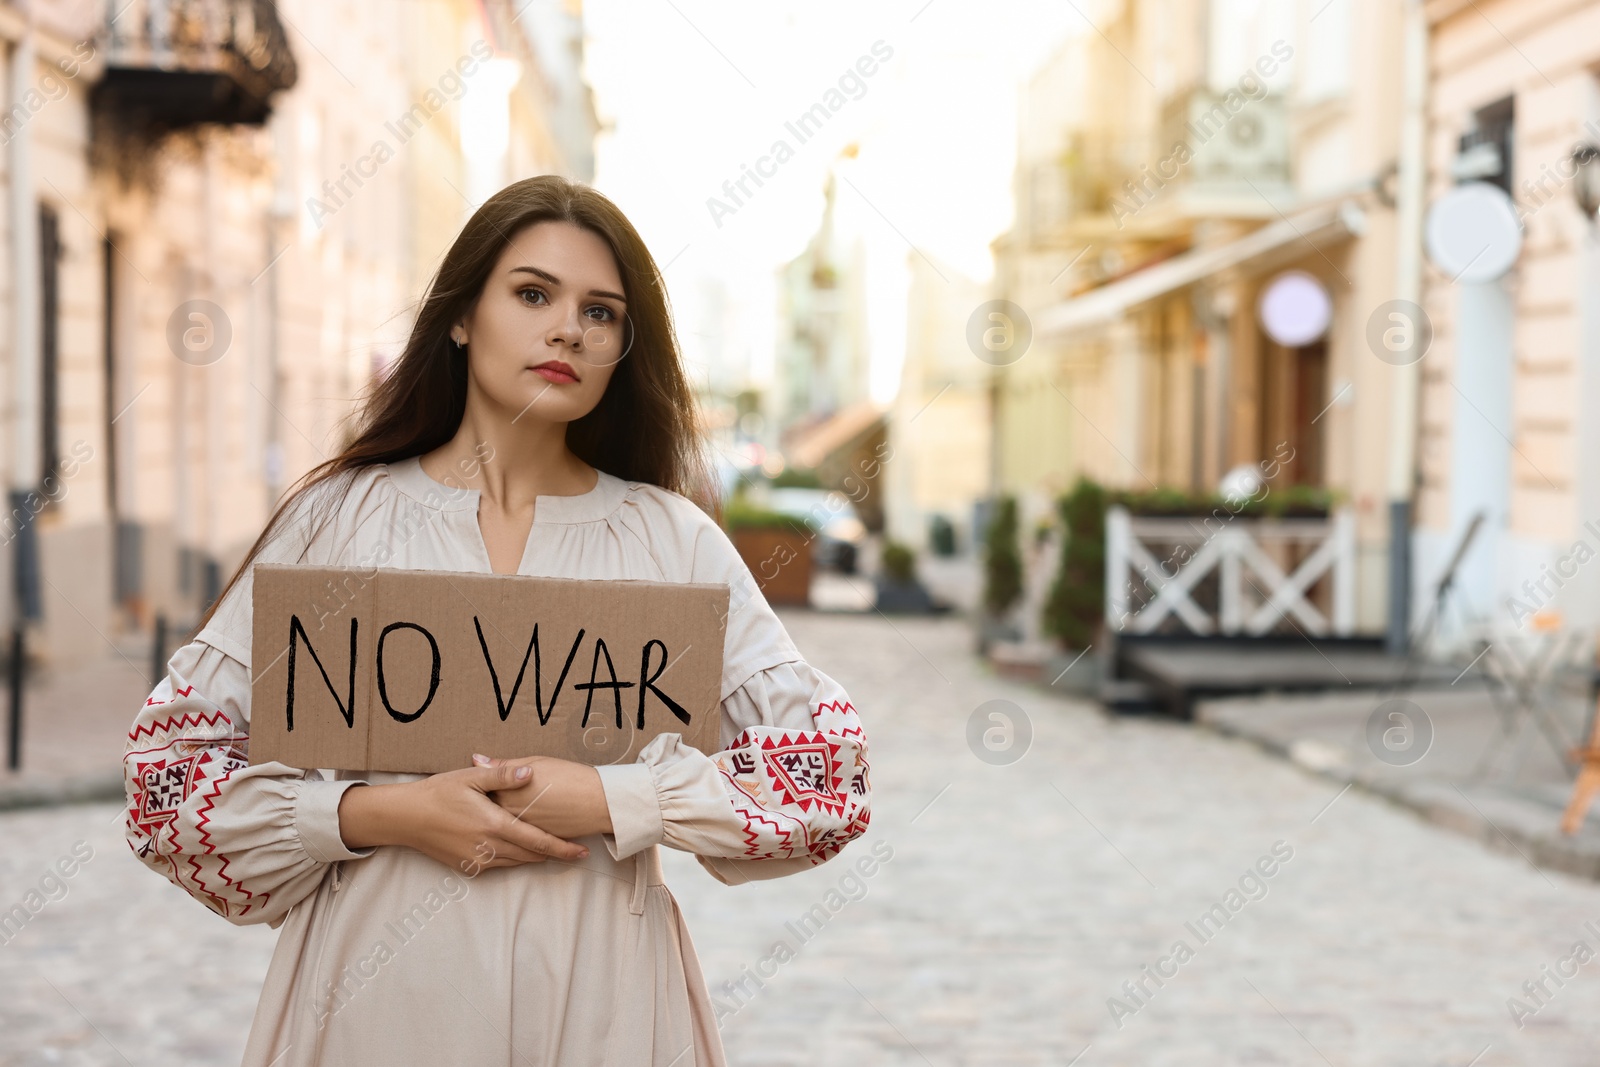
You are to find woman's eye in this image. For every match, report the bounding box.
[586,306,615,322]
[519,287,548,306]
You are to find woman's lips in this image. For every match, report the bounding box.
[531,363,579,384]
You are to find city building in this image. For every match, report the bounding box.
[882,251,990,554]
[1413,0,1600,638]
[773,162,871,431]
[0,0,594,664]
[991,0,1408,635]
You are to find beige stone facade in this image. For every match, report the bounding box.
[884,253,990,553]
[992,0,1408,634]
[0,0,593,664]
[1416,0,1600,632]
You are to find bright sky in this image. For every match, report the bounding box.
[582,0,1083,405]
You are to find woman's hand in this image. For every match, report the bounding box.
[474,754,614,840]
[337,762,590,875]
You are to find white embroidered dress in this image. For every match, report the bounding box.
[122,457,872,1066]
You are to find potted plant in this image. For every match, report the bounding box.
[928,513,957,557]
[978,495,1024,649]
[1041,477,1108,694]
[874,540,936,613]
[724,499,815,607]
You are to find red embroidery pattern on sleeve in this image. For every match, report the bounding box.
[714,698,871,863]
[125,685,258,917]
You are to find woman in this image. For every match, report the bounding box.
[123,175,872,1066]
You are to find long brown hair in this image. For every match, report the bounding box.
[195,175,712,635]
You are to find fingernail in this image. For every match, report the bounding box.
[472,753,489,765]
[515,766,531,780]
[578,850,590,859]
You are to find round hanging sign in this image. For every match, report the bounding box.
[1257,271,1333,347]
[1424,181,1522,283]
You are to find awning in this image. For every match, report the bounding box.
[785,401,888,470]
[1035,200,1366,340]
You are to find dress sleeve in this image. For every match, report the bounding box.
[594,499,871,885]
[123,473,372,926]
[595,658,870,885]
[123,640,372,925]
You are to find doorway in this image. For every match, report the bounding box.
[1257,335,1327,486]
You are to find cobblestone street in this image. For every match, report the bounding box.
[4,610,1600,1064]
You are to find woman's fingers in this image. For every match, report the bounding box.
[410,761,584,871]
[468,762,532,794]
[495,810,589,861]
[472,753,542,771]
[472,840,550,868]
[453,833,549,874]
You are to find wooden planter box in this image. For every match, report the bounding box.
[730,527,814,606]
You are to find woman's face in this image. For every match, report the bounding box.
[453,220,628,425]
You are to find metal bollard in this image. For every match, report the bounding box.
[150,614,168,691]
[6,626,22,772]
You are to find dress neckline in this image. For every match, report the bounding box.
[384,454,629,525]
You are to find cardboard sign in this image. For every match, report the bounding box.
[248,565,730,773]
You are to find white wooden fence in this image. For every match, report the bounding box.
[1105,506,1356,636]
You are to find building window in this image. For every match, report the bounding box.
[1456,96,1515,195]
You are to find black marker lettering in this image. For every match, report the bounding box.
[575,637,634,728]
[637,639,691,728]
[286,615,358,730]
[376,621,441,723]
[474,617,537,722]
[537,627,587,726]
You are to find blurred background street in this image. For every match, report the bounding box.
[7,0,1600,1062]
[8,610,1600,1066]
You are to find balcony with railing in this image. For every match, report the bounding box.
[1021,131,1152,243]
[92,0,298,132]
[1153,84,1291,217]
